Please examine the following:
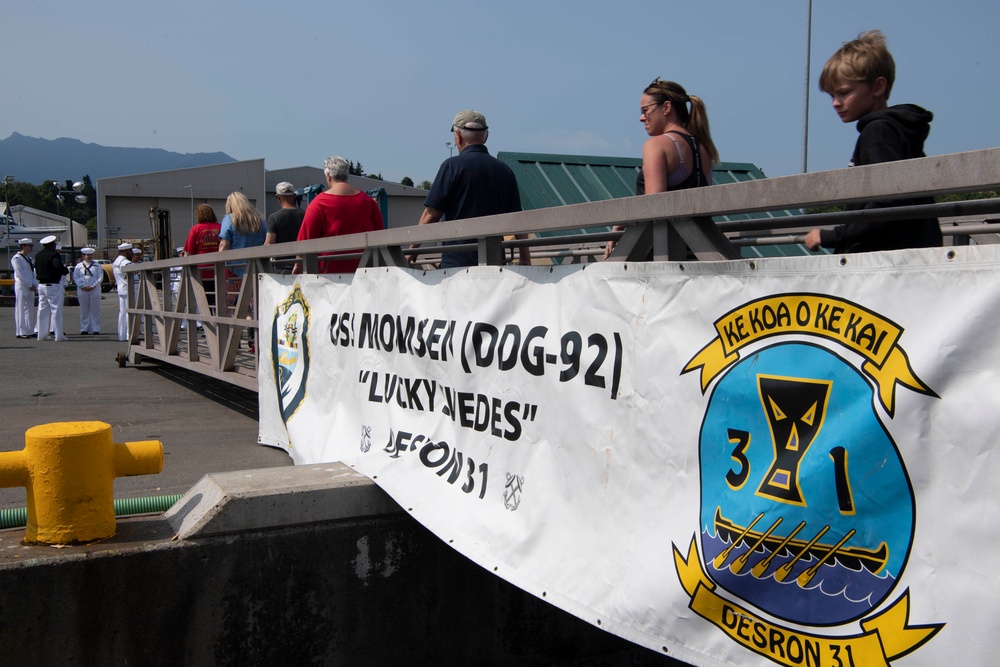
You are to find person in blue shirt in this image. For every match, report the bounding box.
[218,191,266,351]
[218,191,266,275]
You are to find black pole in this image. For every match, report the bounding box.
[68,197,75,267]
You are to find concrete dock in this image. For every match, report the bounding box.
[0,293,291,510]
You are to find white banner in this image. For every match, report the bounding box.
[258,246,1000,667]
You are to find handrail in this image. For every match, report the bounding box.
[121,147,1000,388]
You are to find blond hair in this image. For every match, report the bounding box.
[819,30,896,98]
[644,78,719,164]
[225,192,261,235]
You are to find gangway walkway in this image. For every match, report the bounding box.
[123,148,1000,390]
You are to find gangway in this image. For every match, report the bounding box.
[122,148,1000,389]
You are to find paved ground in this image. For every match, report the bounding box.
[0,293,291,510]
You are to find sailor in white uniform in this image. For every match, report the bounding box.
[112,242,133,341]
[10,238,37,338]
[73,247,102,334]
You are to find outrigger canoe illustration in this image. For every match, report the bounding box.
[711,508,888,586]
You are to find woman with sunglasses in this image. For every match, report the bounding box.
[605,78,718,258]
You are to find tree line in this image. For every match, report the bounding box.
[349,161,431,190]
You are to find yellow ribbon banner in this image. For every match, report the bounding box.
[673,538,942,667]
[681,293,935,417]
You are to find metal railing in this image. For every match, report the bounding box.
[123,147,1000,389]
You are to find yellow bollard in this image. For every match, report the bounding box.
[0,421,163,545]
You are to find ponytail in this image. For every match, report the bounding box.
[645,78,719,164]
[686,95,719,164]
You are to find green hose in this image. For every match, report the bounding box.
[0,494,183,530]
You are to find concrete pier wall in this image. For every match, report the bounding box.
[0,464,684,666]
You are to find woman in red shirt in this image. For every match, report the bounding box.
[293,156,384,274]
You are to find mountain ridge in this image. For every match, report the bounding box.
[0,132,237,184]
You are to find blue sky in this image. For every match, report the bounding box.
[5,0,998,185]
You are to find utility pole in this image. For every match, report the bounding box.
[802,0,812,174]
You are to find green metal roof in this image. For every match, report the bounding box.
[497,151,809,257]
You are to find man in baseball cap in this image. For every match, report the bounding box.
[265,181,305,250]
[416,110,530,268]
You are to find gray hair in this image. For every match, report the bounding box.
[456,128,488,145]
[323,156,350,182]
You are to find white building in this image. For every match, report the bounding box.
[2,203,89,251]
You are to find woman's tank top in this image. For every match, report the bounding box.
[635,130,708,195]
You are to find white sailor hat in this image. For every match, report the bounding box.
[40,235,58,245]
[17,238,33,245]
[118,242,133,251]
[81,247,95,254]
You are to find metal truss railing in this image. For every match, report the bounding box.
[122,147,1000,389]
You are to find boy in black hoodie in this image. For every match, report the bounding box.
[805,30,942,254]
